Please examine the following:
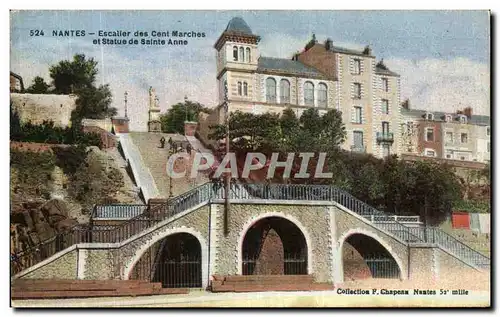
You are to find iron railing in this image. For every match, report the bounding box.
[93,204,148,219]
[242,254,307,275]
[11,181,490,275]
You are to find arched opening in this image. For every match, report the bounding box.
[342,233,401,280]
[129,233,202,288]
[242,216,308,275]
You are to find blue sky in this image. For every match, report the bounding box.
[10,10,490,131]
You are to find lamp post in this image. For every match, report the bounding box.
[223,82,230,237]
[168,139,184,198]
[124,91,128,119]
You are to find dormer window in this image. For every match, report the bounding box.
[445,115,452,122]
[459,115,467,124]
[426,113,434,121]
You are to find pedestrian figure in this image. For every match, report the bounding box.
[186,144,192,155]
[160,137,166,148]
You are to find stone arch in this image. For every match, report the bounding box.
[237,212,313,275]
[122,226,209,288]
[336,228,406,281]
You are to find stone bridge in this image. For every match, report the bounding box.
[15,198,482,289]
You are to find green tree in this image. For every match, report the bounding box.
[160,99,210,134]
[71,84,116,125]
[25,76,51,94]
[49,54,98,94]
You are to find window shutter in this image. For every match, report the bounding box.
[351,107,356,123]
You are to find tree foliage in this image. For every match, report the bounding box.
[208,107,464,224]
[25,76,51,94]
[71,84,116,125]
[49,54,98,94]
[160,99,210,134]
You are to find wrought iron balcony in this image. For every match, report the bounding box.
[376,132,394,143]
[350,145,366,153]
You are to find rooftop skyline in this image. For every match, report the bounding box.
[10,10,490,131]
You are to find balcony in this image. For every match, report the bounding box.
[350,145,366,153]
[376,132,394,144]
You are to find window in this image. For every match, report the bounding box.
[304,81,315,106]
[353,83,361,99]
[487,126,490,136]
[445,131,453,143]
[382,121,390,134]
[266,77,277,103]
[245,47,251,63]
[459,115,467,124]
[407,121,414,135]
[487,142,490,153]
[233,46,238,61]
[383,144,390,158]
[353,58,361,75]
[354,107,362,124]
[243,82,248,96]
[445,150,453,159]
[381,99,389,114]
[318,83,328,108]
[382,78,389,92]
[460,156,465,161]
[461,133,468,143]
[237,82,242,96]
[426,128,434,142]
[280,79,290,104]
[239,47,244,62]
[353,131,364,148]
[426,113,434,121]
[426,149,436,157]
[445,115,452,122]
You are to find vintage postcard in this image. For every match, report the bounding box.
[9,10,490,308]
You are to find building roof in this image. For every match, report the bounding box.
[402,108,490,126]
[328,44,366,56]
[257,57,326,78]
[375,65,400,77]
[225,17,253,36]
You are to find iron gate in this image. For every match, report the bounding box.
[365,257,400,279]
[242,253,307,275]
[152,255,202,288]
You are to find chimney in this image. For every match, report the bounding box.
[463,107,473,118]
[325,38,333,51]
[184,121,198,137]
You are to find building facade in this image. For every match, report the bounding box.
[401,106,490,163]
[210,17,402,158]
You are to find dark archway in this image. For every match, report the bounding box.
[129,233,202,288]
[242,217,308,275]
[342,233,401,280]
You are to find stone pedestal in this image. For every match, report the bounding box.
[148,120,161,133]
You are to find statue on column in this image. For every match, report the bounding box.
[149,86,156,109]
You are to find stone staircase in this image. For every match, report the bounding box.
[11,182,490,278]
[128,132,210,198]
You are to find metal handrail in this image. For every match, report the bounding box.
[11,182,489,275]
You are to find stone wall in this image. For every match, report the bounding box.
[83,249,115,280]
[18,249,78,279]
[213,203,332,283]
[408,246,435,281]
[11,93,77,127]
[119,205,210,280]
[335,207,409,279]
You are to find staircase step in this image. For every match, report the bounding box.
[223,275,314,283]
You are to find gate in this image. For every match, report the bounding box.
[152,255,201,288]
[365,257,400,279]
[242,253,307,275]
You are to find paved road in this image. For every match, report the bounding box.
[12,289,490,308]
